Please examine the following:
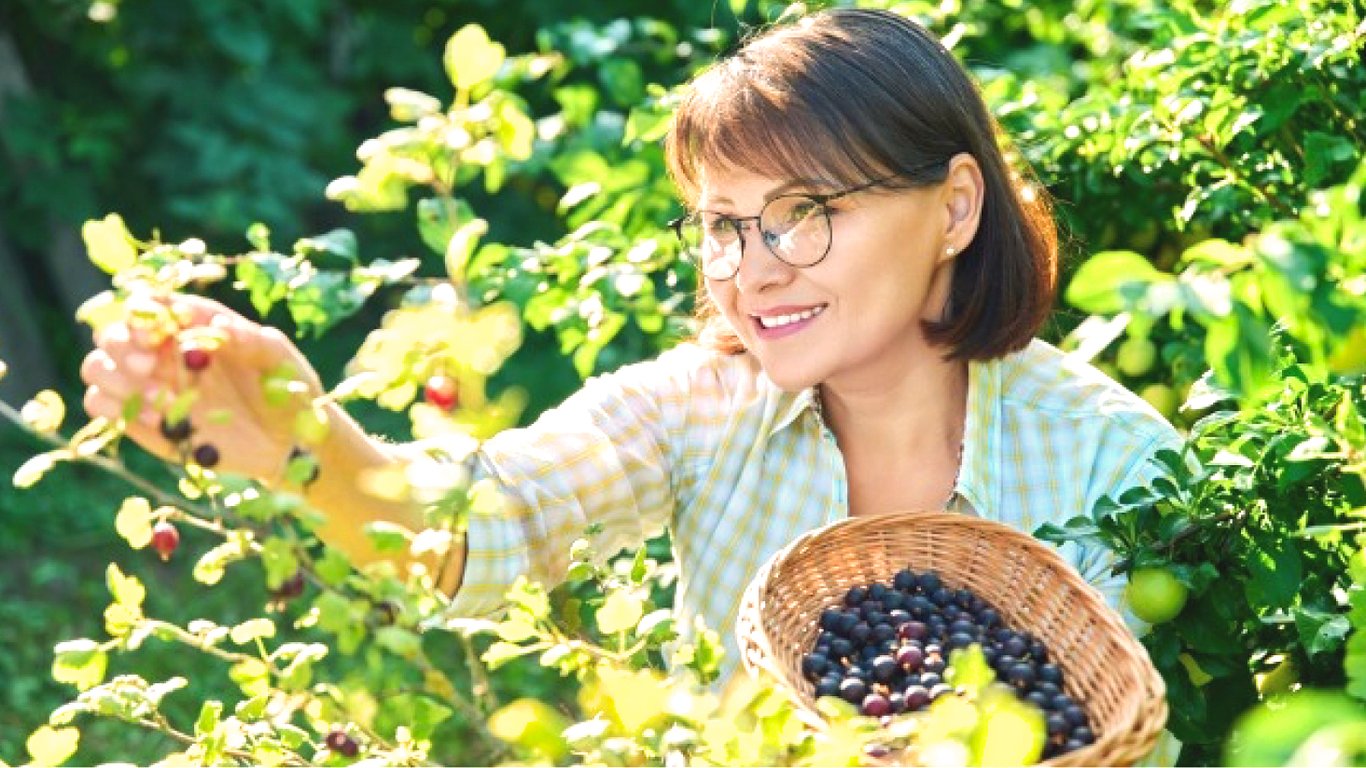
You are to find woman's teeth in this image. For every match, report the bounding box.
[757,306,825,329]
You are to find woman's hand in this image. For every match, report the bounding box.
[80,292,324,485]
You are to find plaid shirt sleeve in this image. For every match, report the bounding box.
[447,344,715,616]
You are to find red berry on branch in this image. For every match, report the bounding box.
[182,347,212,372]
[151,520,180,561]
[424,375,458,411]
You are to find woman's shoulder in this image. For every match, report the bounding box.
[586,342,768,399]
[990,339,1178,441]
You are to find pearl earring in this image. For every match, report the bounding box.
[945,245,957,257]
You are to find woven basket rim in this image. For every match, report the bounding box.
[735,509,1168,767]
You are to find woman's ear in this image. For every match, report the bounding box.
[939,152,985,261]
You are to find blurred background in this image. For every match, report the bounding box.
[2,0,1363,763]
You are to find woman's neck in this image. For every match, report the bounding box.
[817,355,970,459]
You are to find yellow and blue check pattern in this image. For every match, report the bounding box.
[448,339,1183,688]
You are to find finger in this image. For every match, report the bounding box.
[83,385,159,431]
[168,294,302,373]
[94,322,165,378]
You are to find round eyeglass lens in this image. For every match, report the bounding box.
[759,195,831,267]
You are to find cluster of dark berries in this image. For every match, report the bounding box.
[800,567,1096,759]
[156,347,221,467]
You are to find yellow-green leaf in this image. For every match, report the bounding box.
[82,213,138,274]
[106,563,146,608]
[21,390,65,433]
[13,452,59,489]
[115,497,154,549]
[596,590,643,635]
[444,24,505,92]
[230,618,277,645]
[26,725,79,766]
[445,217,488,282]
[52,639,107,691]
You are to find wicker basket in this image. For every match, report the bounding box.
[735,510,1167,767]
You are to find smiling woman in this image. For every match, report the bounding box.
[79,4,1181,736]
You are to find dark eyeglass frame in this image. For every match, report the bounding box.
[667,175,896,281]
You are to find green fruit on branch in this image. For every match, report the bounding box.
[1125,567,1188,624]
[1116,337,1158,378]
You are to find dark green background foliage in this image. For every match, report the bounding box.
[1,0,1363,764]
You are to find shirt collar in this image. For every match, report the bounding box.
[956,355,1001,516]
[769,386,819,437]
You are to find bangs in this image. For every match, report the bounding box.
[666,55,897,205]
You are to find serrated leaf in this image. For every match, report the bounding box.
[26,725,79,766]
[114,497,154,549]
[82,213,137,274]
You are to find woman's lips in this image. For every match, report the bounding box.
[751,304,827,340]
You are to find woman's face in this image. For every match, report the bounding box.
[698,160,979,393]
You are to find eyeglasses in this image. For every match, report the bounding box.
[668,177,891,281]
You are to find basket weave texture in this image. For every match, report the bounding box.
[736,510,1168,767]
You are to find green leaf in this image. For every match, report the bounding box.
[1244,534,1302,608]
[1065,250,1168,314]
[444,24,505,92]
[82,213,137,274]
[1304,131,1358,188]
[945,645,996,696]
[295,229,358,268]
[598,58,644,107]
[1295,608,1351,656]
[196,700,223,737]
[1226,691,1366,766]
[51,639,107,691]
[363,521,412,553]
[596,590,644,635]
[26,725,79,766]
[417,196,476,256]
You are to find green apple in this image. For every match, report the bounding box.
[1116,336,1159,378]
[1125,567,1188,624]
[1139,383,1180,419]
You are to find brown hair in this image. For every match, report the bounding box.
[665,8,1057,360]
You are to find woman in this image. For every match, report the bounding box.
[80,8,1180,691]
